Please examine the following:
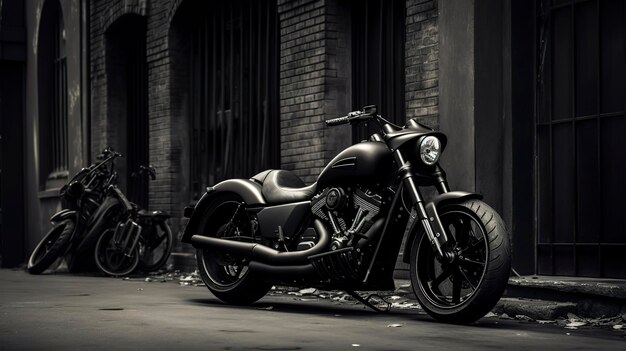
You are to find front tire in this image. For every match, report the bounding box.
[28,219,76,274]
[196,193,271,305]
[94,227,140,277]
[410,200,511,324]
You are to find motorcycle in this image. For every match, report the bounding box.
[93,165,173,276]
[28,148,173,277]
[181,105,511,324]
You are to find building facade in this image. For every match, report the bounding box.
[1,0,624,279]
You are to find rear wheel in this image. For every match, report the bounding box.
[138,221,173,272]
[196,193,271,305]
[28,218,76,274]
[410,200,510,324]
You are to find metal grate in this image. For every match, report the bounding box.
[535,0,626,278]
[351,0,405,142]
[189,0,280,199]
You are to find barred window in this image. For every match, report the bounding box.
[37,0,68,190]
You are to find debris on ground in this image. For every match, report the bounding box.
[124,271,626,331]
[387,323,403,328]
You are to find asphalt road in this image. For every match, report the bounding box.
[0,269,624,350]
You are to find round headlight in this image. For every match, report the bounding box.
[419,136,442,165]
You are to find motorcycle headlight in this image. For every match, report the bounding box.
[419,136,442,166]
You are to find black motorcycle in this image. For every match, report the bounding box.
[28,148,173,276]
[182,106,511,324]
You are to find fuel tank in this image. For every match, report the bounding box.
[317,141,394,188]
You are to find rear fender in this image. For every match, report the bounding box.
[181,179,266,244]
[402,191,483,263]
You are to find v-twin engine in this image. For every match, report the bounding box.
[307,186,384,281]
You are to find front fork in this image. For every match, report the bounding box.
[393,151,452,262]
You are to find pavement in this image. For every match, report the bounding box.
[1,268,626,350]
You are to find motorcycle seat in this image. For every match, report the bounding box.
[258,170,317,205]
[137,209,171,220]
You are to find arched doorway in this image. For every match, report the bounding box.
[105,15,149,208]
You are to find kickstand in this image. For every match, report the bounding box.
[346,291,391,313]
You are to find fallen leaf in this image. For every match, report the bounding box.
[566,321,587,328]
[537,320,556,324]
[299,288,317,295]
[567,313,581,321]
[484,312,497,318]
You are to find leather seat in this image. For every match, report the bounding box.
[258,170,317,205]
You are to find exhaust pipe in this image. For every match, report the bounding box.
[190,218,330,265]
[248,261,318,278]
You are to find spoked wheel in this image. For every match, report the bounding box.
[410,200,510,324]
[196,193,271,305]
[28,218,76,274]
[94,227,140,277]
[138,221,173,272]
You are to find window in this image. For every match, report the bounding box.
[38,0,68,190]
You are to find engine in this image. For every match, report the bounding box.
[311,186,383,250]
[302,186,385,281]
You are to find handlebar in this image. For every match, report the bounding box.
[324,105,378,127]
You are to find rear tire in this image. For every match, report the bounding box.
[138,221,173,272]
[410,200,511,324]
[28,219,76,274]
[196,193,271,305]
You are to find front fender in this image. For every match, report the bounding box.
[50,209,79,223]
[181,179,266,244]
[402,191,482,263]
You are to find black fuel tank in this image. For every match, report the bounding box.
[317,141,394,188]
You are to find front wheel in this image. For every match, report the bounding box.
[410,200,511,324]
[94,226,140,277]
[28,218,76,274]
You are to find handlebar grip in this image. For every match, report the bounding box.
[325,116,350,127]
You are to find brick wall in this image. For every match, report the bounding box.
[405,0,439,127]
[278,0,352,184]
[89,0,442,273]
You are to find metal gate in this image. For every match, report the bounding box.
[352,0,405,142]
[535,0,626,278]
[189,0,279,199]
[125,23,148,209]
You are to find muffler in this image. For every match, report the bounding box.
[190,218,330,265]
[247,261,318,278]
